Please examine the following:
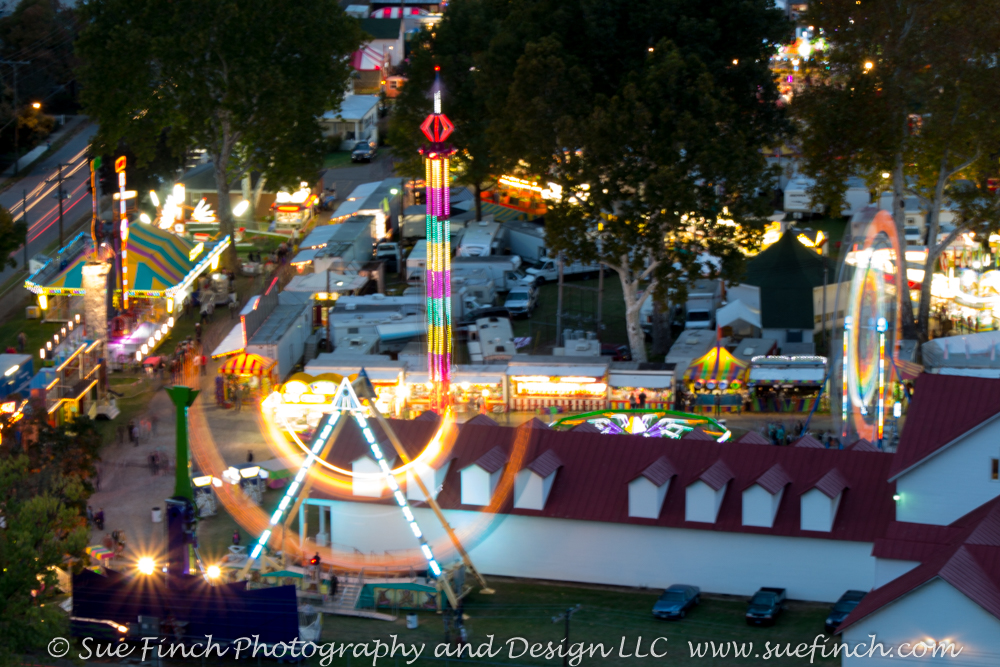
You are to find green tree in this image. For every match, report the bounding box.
[795,0,1000,341]
[0,415,96,666]
[488,0,789,360]
[76,0,362,269]
[388,0,512,220]
[0,0,78,113]
[0,204,26,270]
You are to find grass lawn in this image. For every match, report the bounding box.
[0,311,62,369]
[306,579,837,666]
[324,152,355,170]
[512,275,630,353]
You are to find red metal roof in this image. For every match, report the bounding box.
[520,417,551,430]
[465,414,499,427]
[682,427,717,441]
[808,468,850,498]
[314,418,898,543]
[748,463,793,494]
[472,445,508,473]
[697,460,736,491]
[526,450,563,478]
[848,439,878,452]
[793,434,825,449]
[839,497,1000,632]
[735,431,771,445]
[890,374,1000,480]
[569,422,602,433]
[638,456,677,487]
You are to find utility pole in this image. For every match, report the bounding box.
[556,253,564,347]
[21,189,28,269]
[48,163,66,246]
[822,263,828,353]
[597,263,604,332]
[552,605,582,667]
[1,60,31,177]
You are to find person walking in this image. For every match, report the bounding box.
[94,508,105,531]
[638,391,647,408]
[16,331,26,353]
[232,530,241,546]
[86,505,94,526]
[247,449,254,463]
[200,354,207,376]
[234,385,242,412]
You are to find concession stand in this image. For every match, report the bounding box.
[450,365,507,414]
[304,354,406,416]
[747,355,827,412]
[505,355,608,413]
[607,362,675,410]
[218,353,278,405]
[682,345,749,414]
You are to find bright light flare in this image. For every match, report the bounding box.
[137,557,156,575]
[233,200,250,217]
[206,565,222,579]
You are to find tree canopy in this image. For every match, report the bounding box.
[0,204,25,270]
[389,0,789,359]
[76,0,362,268]
[794,0,1000,340]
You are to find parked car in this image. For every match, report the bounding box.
[504,284,538,317]
[600,343,631,361]
[458,306,511,327]
[652,585,700,620]
[351,140,377,162]
[825,590,866,633]
[745,587,787,626]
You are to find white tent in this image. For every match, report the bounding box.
[717,299,761,331]
[922,331,1000,371]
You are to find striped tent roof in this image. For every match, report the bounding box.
[44,253,90,292]
[125,222,196,294]
[683,345,749,384]
[479,201,529,222]
[219,353,276,376]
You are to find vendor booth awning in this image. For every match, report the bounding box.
[479,202,529,222]
[219,353,276,375]
[683,346,749,384]
[507,365,608,379]
[212,323,245,359]
[609,373,673,389]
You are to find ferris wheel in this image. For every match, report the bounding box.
[833,209,904,447]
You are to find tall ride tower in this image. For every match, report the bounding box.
[419,68,455,412]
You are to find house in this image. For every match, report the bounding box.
[743,230,838,350]
[357,18,404,68]
[833,373,1000,663]
[320,95,380,151]
[298,414,898,602]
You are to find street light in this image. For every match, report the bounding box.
[31,102,40,110]
[137,557,156,575]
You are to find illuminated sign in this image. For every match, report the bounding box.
[115,156,127,173]
[0,401,16,413]
[189,242,205,261]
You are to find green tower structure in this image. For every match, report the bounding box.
[166,385,199,501]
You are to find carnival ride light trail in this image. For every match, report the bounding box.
[838,210,903,447]
[551,408,732,442]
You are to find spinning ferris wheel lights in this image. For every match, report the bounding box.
[877,316,887,447]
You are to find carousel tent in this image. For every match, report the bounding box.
[125,222,196,295]
[682,345,749,387]
[717,299,762,331]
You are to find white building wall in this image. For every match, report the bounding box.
[628,477,669,519]
[801,489,841,532]
[895,421,1000,526]
[742,484,783,528]
[685,480,726,523]
[317,500,876,602]
[842,578,1000,666]
[873,558,921,589]
[351,457,385,498]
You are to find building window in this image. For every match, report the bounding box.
[786,330,803,343]
[992,458,999,481]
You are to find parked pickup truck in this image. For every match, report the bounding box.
[504,284,538,317]
[745,587,787,626]
[525,257,601,285]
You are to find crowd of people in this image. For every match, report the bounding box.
[763,420,841,448]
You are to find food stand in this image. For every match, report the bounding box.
[681,346,749,414]
[505,356,608,413]
[451,365,506,414]
[304,355,406,416]
[747,355,827,412]
[218,353,278,405]
[608,362,674,410]
[272,183,318,231]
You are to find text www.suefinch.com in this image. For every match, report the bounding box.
[51,634,965,665]
[687,635,963,661]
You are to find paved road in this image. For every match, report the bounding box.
[0,121,98,284]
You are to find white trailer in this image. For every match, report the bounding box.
[502,220,548,261]
[456,219,503,257]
